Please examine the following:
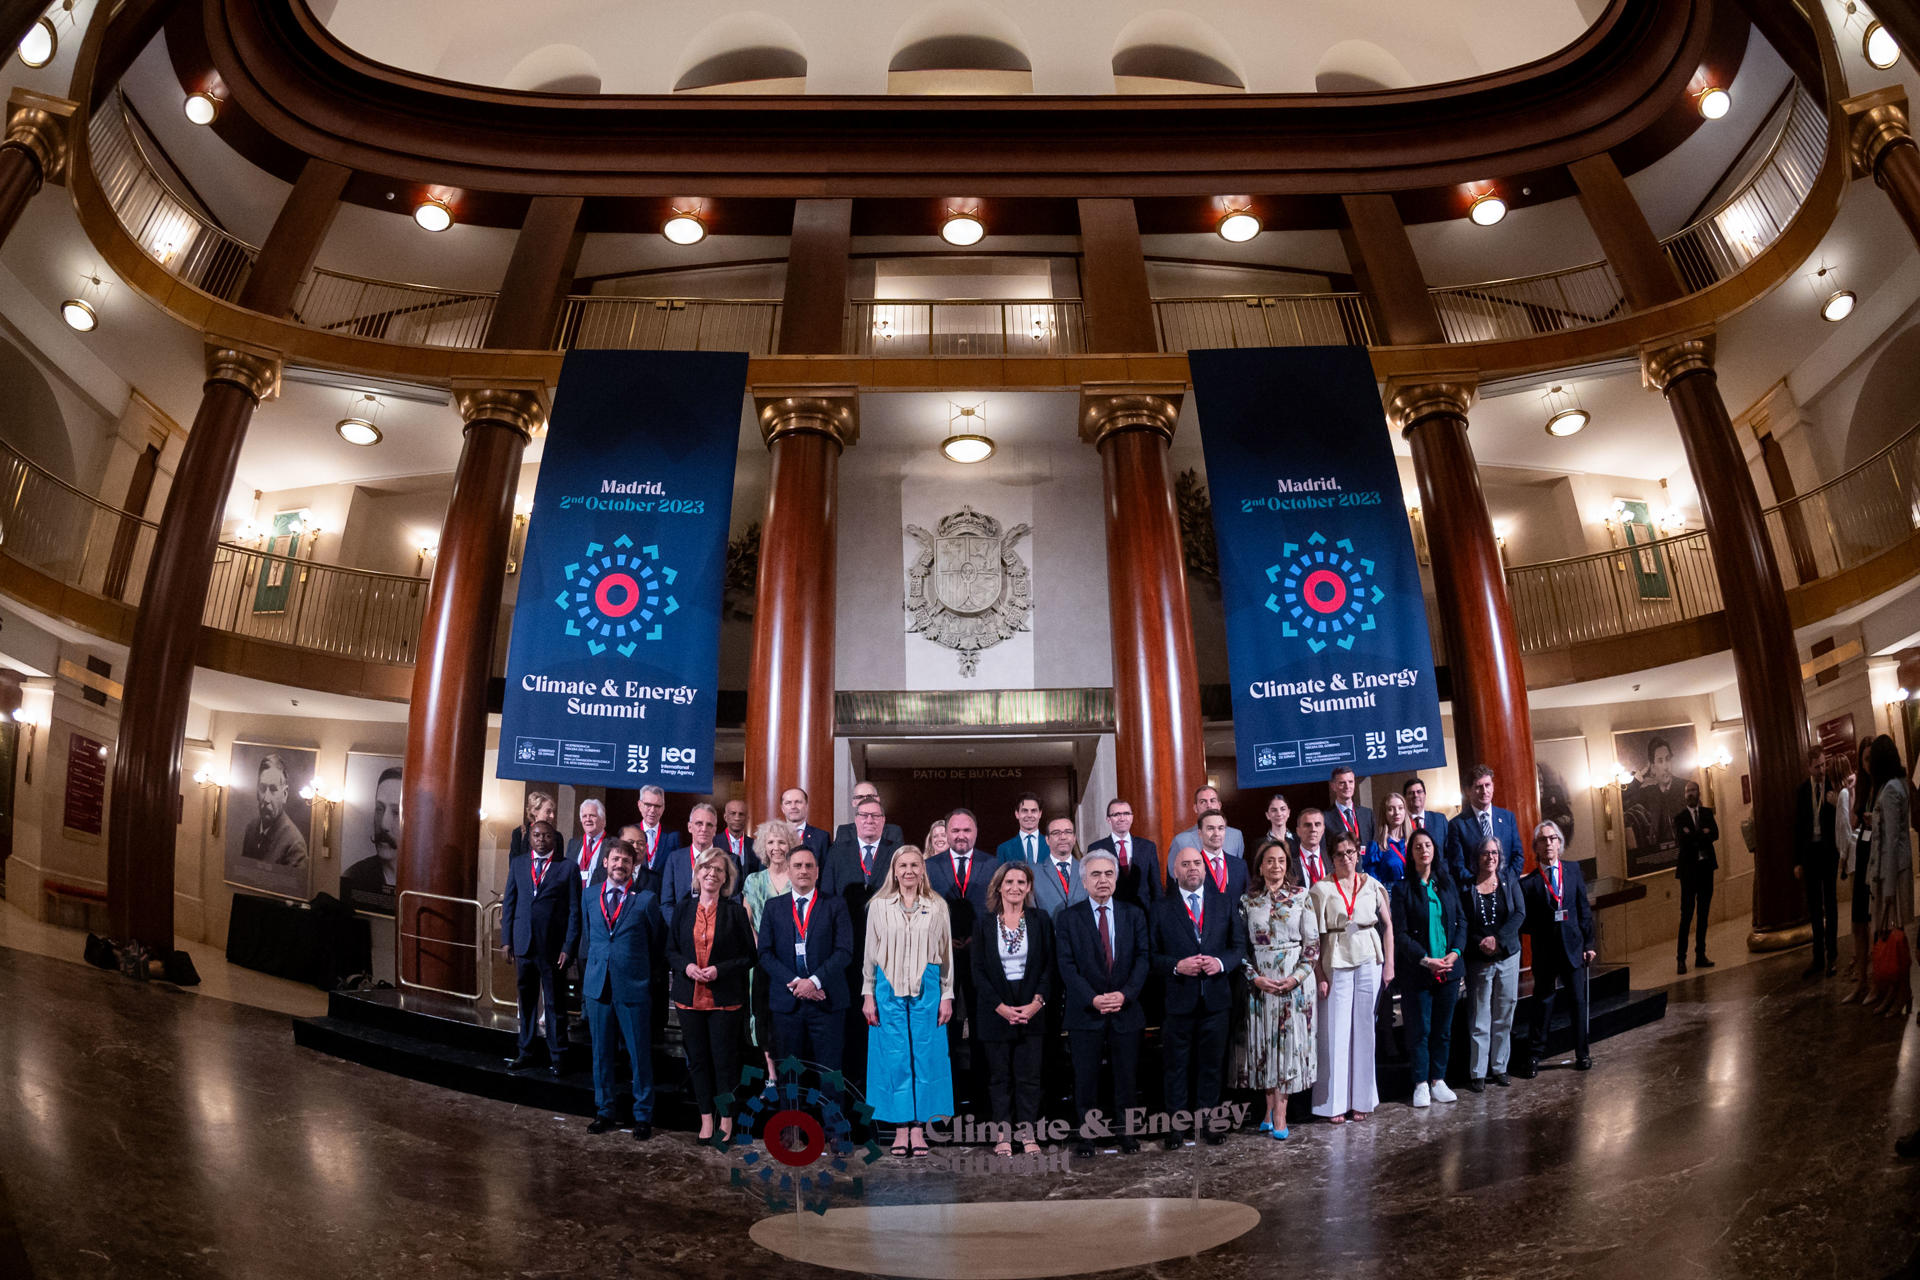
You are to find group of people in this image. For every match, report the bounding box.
[499,764,1613,1154]
[1796,733,1915,1016]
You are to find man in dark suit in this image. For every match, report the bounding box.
[1295,809,1331,887]
[995,791,1047,864]
[660,802,742,922]
[1403,777,1450,848]
[1516,821,1597,1076]
[927,807,995,1096]
[1793,748,1839,980]
[581,844,666,1140]
[721,798,756,873]
[1191,811,1248,903]
[567,798,613,886]
[1446,764,1525,885]
[758,845,853,1070]
[1150,845,1249,1147]
[1086,797,1160,910]
[824,795,897,1082]
[1328,766,1375,848]
[631,785,678,881]
[1057,849,1148,1158]
[781,786,832,859]
[1673,780,1719,975]
[499,819,581,1072]
[832,780,904,847]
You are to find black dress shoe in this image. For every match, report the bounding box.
[587,1117,617,1134]
[1512,1060,1538,1080]
[1676,958,1687,975]
[1574,1057,1592,1071]
[1695,956,1716,969]
[1488,1071,1510,1087]
[1162,1136,1181,1152]
[548,1063,564,1077]
[1801,962,1824,979]
[1464,1077,1485,1094]
[1204,1131,1226,1146]
[508,1054,537,1071]
[632,1123,653,1142]
[1074,1141,1096,1160]
[1119,1136,1141,1154]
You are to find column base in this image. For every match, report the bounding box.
[1746,923,1813,953]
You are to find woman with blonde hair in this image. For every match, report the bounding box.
[862,845,955,1156]
[668,848,755,1141]
[511,790,556,861]
[743,820,799,1070]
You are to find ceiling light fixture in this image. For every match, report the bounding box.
[16,17,54,68]
[413,198,453,232]
[184,91,220,125]
[60,270,108,332]
[1217,209,1261,243]
[334,392,384,446]
[1541,384,1590,437]
[1811,263,1856,322]
[1865,20,1902,68]
[1696,85,1731,120]
[940,208,985,247]
[941,402,994,463]
[662,210,707,245]
[1468,190,1507,226]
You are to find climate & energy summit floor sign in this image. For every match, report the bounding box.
[498,349,747,793]
[1189,347,1448,787]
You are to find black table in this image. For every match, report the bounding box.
[226,894,372,989]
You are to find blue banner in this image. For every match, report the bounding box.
[1189,347,1447,787]
[497,349,747,792]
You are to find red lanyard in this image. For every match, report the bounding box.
[729,832,742,855]
[601,885,625,932]
[644,828,658,859]
[1335,874,1362,921]
[530,856,547,891]
[1182,891,1204,937]
[1056,863,1073,897]
[955,856,971,896]
[1544,864,1564,909]
[1341,808,1358,838]
[580,834,601,873]
[1209,854,1227,893]
[791,893,814,938]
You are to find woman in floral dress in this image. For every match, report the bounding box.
[1233,838,1320,1140]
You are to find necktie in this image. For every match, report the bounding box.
[531,856,547,890]
[1116,836,1128,868]
[1209,855,1224,890]
[1342,807,1356,837]
[794,896,811,974]
[1098,904,1113,971]
[1186,891,1202,937]
[956,855,969,894]
[1025,834,1036,861]
[861,844,874,876]
[1480,811,1493,841]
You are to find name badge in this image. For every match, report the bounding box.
[1344,920,1362,935]
[794,940,808,958]
[1553,909,1568,922]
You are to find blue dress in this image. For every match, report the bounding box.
[1363,838,1408,888]
[863,896,955,1124]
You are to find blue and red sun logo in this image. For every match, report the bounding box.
[553,535,681,658]
[1266,531,1385,654]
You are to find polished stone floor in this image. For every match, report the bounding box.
[1,940,1915,1280]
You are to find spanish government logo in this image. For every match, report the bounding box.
[1265,530,1384,653]
[710,1059,883,1215]
[555,536,680,657]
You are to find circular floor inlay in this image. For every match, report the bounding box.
[750,1197,1260,1278]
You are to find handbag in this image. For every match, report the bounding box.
[1872,927,1911,986]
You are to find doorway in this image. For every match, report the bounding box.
[858,737,1089,851]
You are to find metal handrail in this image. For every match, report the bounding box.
[483,900,516,1009]
[396,889,488,1002]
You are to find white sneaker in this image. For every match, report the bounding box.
[1412,1082,1431,1108]
[1430,1080,1457,1103]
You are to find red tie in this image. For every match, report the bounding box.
[1117,837,1129,868]
[1098,904,1114,971]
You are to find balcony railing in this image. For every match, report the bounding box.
[1154,293,1374,352]
[1502,419,1920,653]
[0,441,429,665]
[558,295,784,354]
[847,299,1089,356]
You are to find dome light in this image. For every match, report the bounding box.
[184,92,220,125]
[1822,288,1857,322]
[1217,210,1261,243]
[942,403,994,463]
[1541,384,1590,438]
[663,211,707,245]
[1696,86,1731,120]
[1468,191,1507,226]
[334,393,384,445]
[1865,20,1901,69]
[17,17,54,69]
[60,297,96,331]
[940,210,985,246]
[413,198,453,232]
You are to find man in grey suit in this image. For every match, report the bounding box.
[1030,815,1088,915]
[1169,784,1246,861]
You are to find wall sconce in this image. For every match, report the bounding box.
[11,708,38,785]
[1701,746,1733,805]
[192,766,229,836]
[299,778,341,856]
[1657,508,1686,535]
[506,497,532,574]
[416,538,440,575]
[1407,505,1431,566]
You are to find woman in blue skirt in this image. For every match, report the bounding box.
[861,844,955,1156]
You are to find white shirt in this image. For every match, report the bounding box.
[997,920,1028,981]
[1023,832,1039,861]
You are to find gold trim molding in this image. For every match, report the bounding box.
[1383,376,1476,436]
[1843,87,1913,180]
[1077,382,1185,447]
[453,379,549,440]
[1639,333,1716,393]
[754,386,859,449]
[203,339,283,401]
[4,90,75,186]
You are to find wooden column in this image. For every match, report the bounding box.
[397,197,580,991]
[1077,199,1158,353]
[1644,338,1808,943]
[1081,388,1202,864]
[0,92,72,249]
[744,393,855,828]
[107,346,278,952]
[1340,194,1536,830]
[398,386,541,992]
[778,199,853,355]
[1849,90,1920,251]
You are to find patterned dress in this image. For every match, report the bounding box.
[1233,886,1321,1092]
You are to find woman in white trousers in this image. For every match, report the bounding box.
[1310,834,1394,1122]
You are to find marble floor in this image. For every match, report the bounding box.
[0,942,1915,1280]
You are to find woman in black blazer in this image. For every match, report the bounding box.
[668,849,757,1141]
[1388,830,1466,1109]
[1458,833,1528,1090]
[971,860,1056,1155]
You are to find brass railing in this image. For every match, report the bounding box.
[1153,293,1374,351]
[1502,420,1920,652]
[847,299,1089,356]
[558,295,784,354]
[0,440,430,664]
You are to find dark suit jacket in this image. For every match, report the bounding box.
[1793,779,1836,868]
[970,908,1057,1042]
[1459,868,1527,963]
[1329,803,1375,848]
[581,882,665,1004]
[501,852,581,960]
[1673,805,1719,879]
[1086,834,1161,909]
[1445,807,1525,885]
[834,821,904,846]
[1190,848,1249,904]
[823,834,897,949]
[720,831,760,879]
[758,889,854,1011]
[996,832,1047,865]
[798,824,832,859]
[927,849,997,957]
[565,832,616,886]
[1149,882,1248,1015]
[1389,873,1466,989]
[659,843,746,924]
[1056,896,1149,1033]
[1411,810,1450,849]
[665,896,756,1008]
[1521,861,1596,973]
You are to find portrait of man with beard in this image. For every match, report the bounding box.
[341,764,402,914]
[241,752,309,868]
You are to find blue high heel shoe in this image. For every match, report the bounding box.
[1257,1121,1274,1135]
[1270,1126,1289,1141]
